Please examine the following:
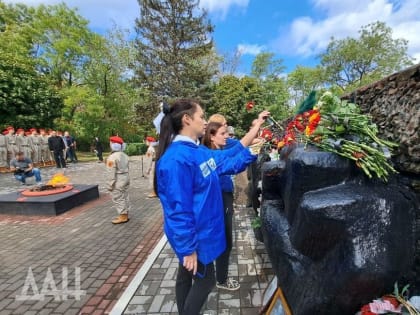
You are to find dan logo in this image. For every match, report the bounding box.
[15,267,86,301]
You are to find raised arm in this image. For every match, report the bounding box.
[240,110,270,147]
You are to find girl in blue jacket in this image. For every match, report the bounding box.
[155,99,269,315]
[202,121,241,291]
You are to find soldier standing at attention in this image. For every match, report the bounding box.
[106,136,130,224]
[0,130,8,169]
[145,136,157,198]
[5,126,18,163]
[39,129,52,165]
[29,128,41,164]
[16,128,32,159]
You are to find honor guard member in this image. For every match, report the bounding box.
[145,136,157,198]
[16,128,32,159]
[5,126,18,163]
[106,136,130,224]
[0,130,8,168]
[39,129,52,165]
[29,128,41,164]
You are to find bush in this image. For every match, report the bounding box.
[125,143,148,156]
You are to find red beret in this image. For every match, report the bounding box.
[109,136,124,144]
[2,130,8,135]
[146,136,156,142]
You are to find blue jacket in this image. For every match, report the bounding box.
[156,136,256,264]
[218,138,238,193]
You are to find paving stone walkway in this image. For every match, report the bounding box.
[119,208,274,315]
[0,157,274,315]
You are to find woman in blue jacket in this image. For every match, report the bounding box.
[155,99,269,315]
[202,121,240,291]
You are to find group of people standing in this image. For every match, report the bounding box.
[153,98,269,314]
[0,126,78,170]
[3,98,266,314]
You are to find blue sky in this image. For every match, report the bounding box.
[5,0,420,75]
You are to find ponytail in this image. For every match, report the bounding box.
[153,98,200,194]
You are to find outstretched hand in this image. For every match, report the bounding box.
[256,110,271,126]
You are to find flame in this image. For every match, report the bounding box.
[47,173,70,187]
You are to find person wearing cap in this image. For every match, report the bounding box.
[10,151,42,185]
[5,126,18,163]
[29,128,41,164]
[48,130,66,168]
[0,130,8,168]
[106,135,130,224]
[16,128,31,159]
[39,129,52,166]
[145,136,157,198]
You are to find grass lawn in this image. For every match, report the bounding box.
[76,151,110,162]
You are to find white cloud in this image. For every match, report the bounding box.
[199,0,249,19]
[237,44,265,56]
[272,0,420,62]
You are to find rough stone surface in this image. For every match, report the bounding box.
[342,64,420,175]
[260,146,419,315]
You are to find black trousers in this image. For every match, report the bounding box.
[176,262,215,315]
[216,191,234,284]
[53,150,66,168]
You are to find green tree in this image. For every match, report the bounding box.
[133,0,217,101]
[250,52,290,121]
[320,21,413,92]
[58,27,144,145]
[251,52,285,79]
[207,75,263,135]
[31,3,95,87]
[0,2,63,128]
[287,66,325,106]
[218,49,242,77]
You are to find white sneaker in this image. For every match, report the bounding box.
[216,278,240,291]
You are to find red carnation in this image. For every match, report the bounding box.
[260,128,273,141]
[246,101,254,112]
[382,296,399,308]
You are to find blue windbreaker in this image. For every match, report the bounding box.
[156,136,256,264]
[218,138,238,193]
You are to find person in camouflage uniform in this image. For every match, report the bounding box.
[29,128,41,164]
[0,130,8,168]
[106,136,130,224]
[39,129,52,165]
[5,126,18,163]
[16,128,32,159]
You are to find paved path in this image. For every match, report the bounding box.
[0,158,274,315]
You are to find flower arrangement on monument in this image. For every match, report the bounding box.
[356,284,420,315]
[277,91,399,182]
[246,101,283,155]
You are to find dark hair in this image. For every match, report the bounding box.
[153,98,200,193]
[202,121,223,150]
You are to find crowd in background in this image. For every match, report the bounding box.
[0,126,78,170]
